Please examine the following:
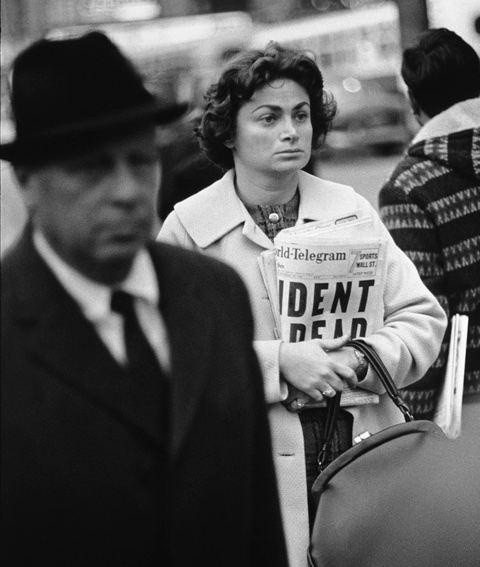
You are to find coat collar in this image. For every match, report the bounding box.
[411,97,480,145]
[173,169,357,249]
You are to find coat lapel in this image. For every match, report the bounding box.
[172,169,271,250]
[150,244,214,459]
[9,231,166,448]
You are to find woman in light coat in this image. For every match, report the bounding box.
[158,43,447,567]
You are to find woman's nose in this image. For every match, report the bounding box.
[281,118,299,140]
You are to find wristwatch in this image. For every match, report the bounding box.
[352,348,368,379]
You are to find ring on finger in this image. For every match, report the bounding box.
[322,387,335,397]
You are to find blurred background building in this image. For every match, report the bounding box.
[1,0,480,249]
[2,1,479,132]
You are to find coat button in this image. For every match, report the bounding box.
[269,212,280,223]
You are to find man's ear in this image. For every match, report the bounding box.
[12,164,31,186]
[407,90,420,116]
[407,89,431,126]
[224,138,235,149]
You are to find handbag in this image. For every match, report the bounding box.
[308,339,452,567]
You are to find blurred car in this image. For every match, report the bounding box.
[324,76,416,155]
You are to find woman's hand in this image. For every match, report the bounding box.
[280,335,358,411]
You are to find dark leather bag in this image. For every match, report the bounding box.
[308,339,451,567]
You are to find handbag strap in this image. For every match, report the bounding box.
[317,392,341,473]
[347,339,414,422]
[318,339,414,473]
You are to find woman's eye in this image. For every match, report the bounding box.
[260,115,276,125]
[296,112,309,122]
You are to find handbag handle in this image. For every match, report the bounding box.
[318,339,414,473]
[346,339,414,422]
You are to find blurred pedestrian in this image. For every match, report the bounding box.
[156,102,224,222]
[158,42,447,567]
[379,29,480,430]
[0,32,289,567]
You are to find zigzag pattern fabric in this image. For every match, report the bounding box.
[379,124,480,419]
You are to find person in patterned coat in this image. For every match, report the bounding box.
[379,29,480,428]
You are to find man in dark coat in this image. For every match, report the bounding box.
[0,32,289,567]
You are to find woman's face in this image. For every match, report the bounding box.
[227,78,313,178]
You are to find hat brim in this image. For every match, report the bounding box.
[0,101,188,163]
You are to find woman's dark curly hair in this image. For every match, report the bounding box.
[195,41,337,170]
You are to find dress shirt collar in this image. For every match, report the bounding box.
[33,230,159,321]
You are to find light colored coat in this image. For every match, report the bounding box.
[159,169,447,567]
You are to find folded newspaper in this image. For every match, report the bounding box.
[433,314,469,439]
[259,210,387,407]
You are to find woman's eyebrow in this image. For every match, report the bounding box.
[293,102,311,110]
[251,101,310,113]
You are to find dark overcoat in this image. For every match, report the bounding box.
[1,230,288,567]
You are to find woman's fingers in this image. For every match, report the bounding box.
[285,398,309,412]
[330,361,358,388]
[283,385,313,412]
[312,334,351,352]
[303,376,342,402]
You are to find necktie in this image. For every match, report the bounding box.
[111,290,165,390]
[111,290,169,533]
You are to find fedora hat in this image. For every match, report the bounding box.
[0,31,187,163]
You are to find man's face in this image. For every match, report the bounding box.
[20,126,160,284]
